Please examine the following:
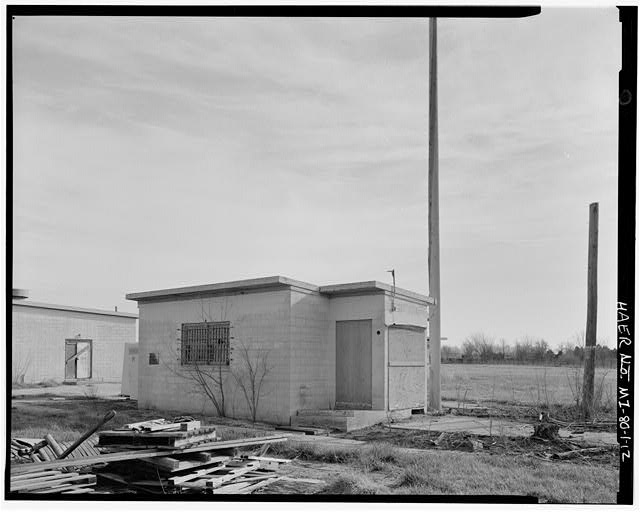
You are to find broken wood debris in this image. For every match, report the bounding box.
[11,422,292,496]
[94,450,291,494]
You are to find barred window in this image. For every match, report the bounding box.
[181,322,230,365]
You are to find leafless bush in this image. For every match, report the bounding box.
[163,296,232,417]
[232,341,273,423]
[12,353,32,385]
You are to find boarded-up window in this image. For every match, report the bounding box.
[181,322,230,365]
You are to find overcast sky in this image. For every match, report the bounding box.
[12,9,620,348]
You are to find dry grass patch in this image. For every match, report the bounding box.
[271,439,616,502]
[324,471,389,494]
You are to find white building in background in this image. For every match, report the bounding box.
[12,289,137,385]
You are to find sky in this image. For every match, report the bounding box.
[11,8,621,348]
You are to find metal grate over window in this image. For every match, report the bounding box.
[180,322,230,365]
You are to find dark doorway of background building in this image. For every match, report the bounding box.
[64,339,92,381]
[335,319,372,409]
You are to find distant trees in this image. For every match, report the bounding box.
[462,333,497,363]
[446,331,615,367]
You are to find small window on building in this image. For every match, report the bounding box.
[149,353,159,365]
[181,322,230,366]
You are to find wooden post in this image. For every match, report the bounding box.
[428,17,441,412]
[582,202,598,418]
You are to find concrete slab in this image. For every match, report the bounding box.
[391,414,532,437]
[391,414,618,446]
[286,433,366,447]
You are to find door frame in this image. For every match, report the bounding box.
[64,339,93,381]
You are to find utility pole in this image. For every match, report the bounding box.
[582,202,598,418]
[428,17,441,412]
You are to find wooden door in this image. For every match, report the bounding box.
[75,341,92,379]
[65,341,77,379]
[335,319,372,409]
[64,340,93,380]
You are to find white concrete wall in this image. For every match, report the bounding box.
[11,305,136,384]
[137,289,292,424]
[327,294,386,410]
[289,288,331,414]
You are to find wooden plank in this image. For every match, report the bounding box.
[125,420,201,433]
[213,477,280,494]
[142,456,182,471]
[11,472,81,488]
[246,456,291,464]
[168,460,231,486]
[36,448,52,461]
[205,462,260,489]
[11,474,95,492]
[172,431,219,447]
[11,473,82,491]
[144,454,230,473]
[190,452,212,462]
[99,425,215,439]
[122,419,166,429]
[44,434,64,458]
[61,487,96,494]
[11,435,289,474]
[29,482,96,494]
[95,472,129,485]
[11,471,63,481]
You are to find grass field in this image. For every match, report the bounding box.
[441,364,616,417]
[269,440,617,502]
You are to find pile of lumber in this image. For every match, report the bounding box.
[10,427,290,495]
[96,454,291,494]
[10,470,97,494]
[97,422,218,449]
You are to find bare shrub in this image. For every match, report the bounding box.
[163,296,232,417]
[232,341,273,423]
[12,353,32,385]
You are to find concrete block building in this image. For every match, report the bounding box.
[127,276,433,430]
[12,289,138,385]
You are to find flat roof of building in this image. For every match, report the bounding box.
[12,300,138,319]
[126,276,434,305]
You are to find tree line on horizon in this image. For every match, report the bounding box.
[442,332,616,368]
